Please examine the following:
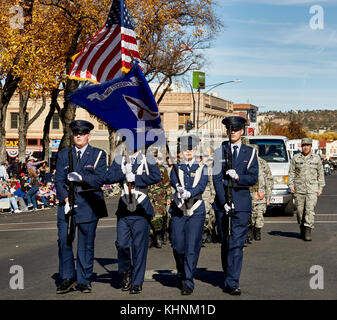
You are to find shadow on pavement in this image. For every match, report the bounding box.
[152,270,179,288]
[93,258,120,288]
[194,268,224,289]
[268,231,300,239]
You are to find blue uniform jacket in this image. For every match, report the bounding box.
[104,153,161,217]
[170,162,209,216]
[213,143,258,212]
[55,145,108,223]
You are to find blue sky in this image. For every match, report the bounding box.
[197,0,337,111]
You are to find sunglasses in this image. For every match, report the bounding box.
[73,131,89,136]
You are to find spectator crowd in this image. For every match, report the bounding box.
[0,156,57,214]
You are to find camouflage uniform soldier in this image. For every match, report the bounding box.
[288,138,325,241]
[148,157,171,248]
[249,150,273,241]
[202,158,216,244]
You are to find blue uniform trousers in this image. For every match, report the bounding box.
[218,209,250,289]
[116,215,150,287]
[57,217,98,285]
[171,213,205,290]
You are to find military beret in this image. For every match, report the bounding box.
[69,120,94,133]
[178,134,200,151]
[222,116,247,131]
[301,138,312,145]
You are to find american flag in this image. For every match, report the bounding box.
[67,0,141,83]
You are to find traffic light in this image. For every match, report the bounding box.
[249,109,257,122]
[185,120,194,132]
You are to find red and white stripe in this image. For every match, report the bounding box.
[68,25,140,83]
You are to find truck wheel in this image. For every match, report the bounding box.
[284,199,294,216]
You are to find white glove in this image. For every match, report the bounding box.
[122,162,132,174]
[182,190,191,200]
[224,203,235,214]
[226,169,239,180]
[126,172,135,183]
[67,172,82,182]
[176,184,185,194]
[64,201,71,215]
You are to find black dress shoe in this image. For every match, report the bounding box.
[177,277,183,290]
[77,283,92,293]
[129,285,142,294]
[56,278,77,294]
[223,286,241,295]
[181,285,193,295]
[121,270,132,291]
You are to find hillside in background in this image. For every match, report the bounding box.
[261,110,337,132]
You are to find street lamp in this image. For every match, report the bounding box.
[196,79,242,131]
[205,80,241,94]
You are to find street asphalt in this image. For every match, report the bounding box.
[0,175,336,303]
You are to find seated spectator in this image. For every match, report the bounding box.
[38,183,56,207]
[0,181,22,213]
[39,162,50,183]
[10,180,28,212]
[24,168,40,211]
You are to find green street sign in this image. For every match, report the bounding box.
[193,71,205,89]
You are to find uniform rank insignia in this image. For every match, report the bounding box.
[296,168,301,174]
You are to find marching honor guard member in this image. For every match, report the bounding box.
[104,146,161,294]
[213,116,258,295]
[169,135,208,296]
[55,120,108,294]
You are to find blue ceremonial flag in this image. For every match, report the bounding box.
[68,64,165,151]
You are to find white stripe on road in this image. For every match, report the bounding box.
[0,218,117,226]
[0,225,116,232]
[264,221,337,224]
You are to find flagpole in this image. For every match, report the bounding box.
[124,145,133,204]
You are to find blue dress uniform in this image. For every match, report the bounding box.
[104,151,161,294]
[213,116,258,294]
[169,135,208,295]
[55,120,108,293]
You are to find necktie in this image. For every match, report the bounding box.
[76,151,81,165]
[233,145,238,162]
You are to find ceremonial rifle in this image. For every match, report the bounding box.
[67,149,76,245]
[225,125,234,236]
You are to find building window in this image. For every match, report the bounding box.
[27,139,39,146]
[98,123,107,130]
[178,113,190,130]
[10,113,19,129]
[52,114,60,129]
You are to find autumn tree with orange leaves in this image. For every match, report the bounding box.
[0,0,222,160]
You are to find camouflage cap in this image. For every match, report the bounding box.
[301,138,312,145]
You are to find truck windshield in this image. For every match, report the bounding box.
[249,139,288,163]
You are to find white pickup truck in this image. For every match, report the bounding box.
[246,135,294,215]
